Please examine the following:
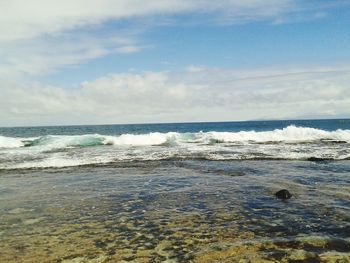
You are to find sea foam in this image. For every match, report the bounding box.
[208,125,350,143]
[1,126,350,150]
[0,135,25,148]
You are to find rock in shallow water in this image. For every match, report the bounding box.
[275,189,292,200]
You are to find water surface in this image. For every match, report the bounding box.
[0,120,349,262]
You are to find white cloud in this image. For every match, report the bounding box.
[185,65,208,73]
[0,0,185,42]
[0,0,297,42]
[0,29,144,76]
[1,64,349,126]
[116,45,143,54]
[3,0,341,42]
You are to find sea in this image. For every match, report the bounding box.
[0,119,349,262]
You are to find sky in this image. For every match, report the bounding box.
[0,0,350,127]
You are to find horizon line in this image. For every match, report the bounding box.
[0,117,349,129]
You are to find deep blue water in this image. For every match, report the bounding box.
[1,119,350,137]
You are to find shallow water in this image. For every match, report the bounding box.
[0,160,349,262]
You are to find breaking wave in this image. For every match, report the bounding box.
[1,126,350,169]
[1,126,349,150]
[208,125,350,143]
[0,135,25,148]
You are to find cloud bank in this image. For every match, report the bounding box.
[1,64,349,126]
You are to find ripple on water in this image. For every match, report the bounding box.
[0,160,349,262]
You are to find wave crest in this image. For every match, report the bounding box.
[209,125,350,143]
[1,125,350,169]
[1,125,350,150]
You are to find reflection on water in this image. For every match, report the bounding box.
[0,161,349,262]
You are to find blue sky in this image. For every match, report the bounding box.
[42,5,350,86]
[0,0,350,126]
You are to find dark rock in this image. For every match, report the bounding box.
[307,157,332,162]
[275,189,292,200]
[94,239,107,248]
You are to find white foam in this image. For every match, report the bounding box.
[2,153,116,169]
[1,126,350,169]
[103,126,350,145]
[0,136,24,148]
[208,125,350,143]
[104,132,178,146]
[2,126,349,151]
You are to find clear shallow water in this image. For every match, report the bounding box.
[0,120,350,262]
[0,160,349,262]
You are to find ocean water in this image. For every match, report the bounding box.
[0,119,349,262]
[1,119,350,170]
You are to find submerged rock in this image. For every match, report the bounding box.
[62,255,107,263]
[289,249,318,261]
[275,189,292,200]
[319,251,350,263]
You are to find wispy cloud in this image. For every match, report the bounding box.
[116,45,145,54]
[0,0,296,42]
[3,0,341,42]
[185,65,208,73]
[0,29,141,76]
[0,0,342,77]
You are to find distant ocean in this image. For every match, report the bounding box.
[0,119,349,262]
